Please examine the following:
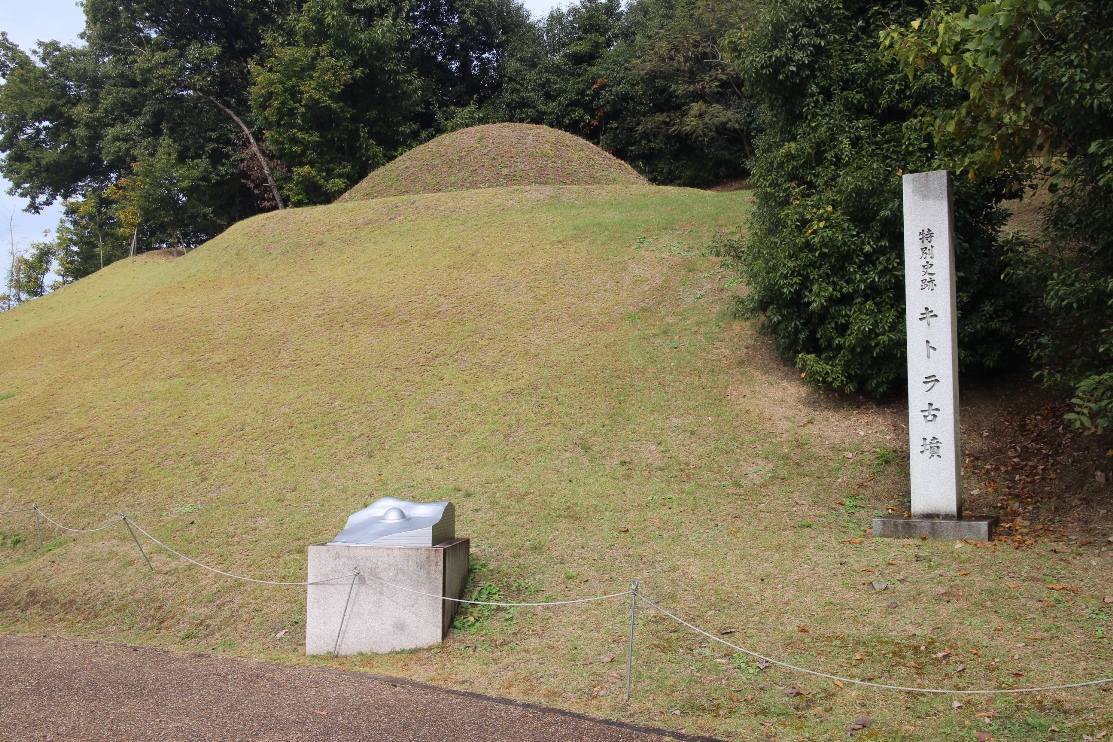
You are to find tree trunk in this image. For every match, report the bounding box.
[193,91,285,211]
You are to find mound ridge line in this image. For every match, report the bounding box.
[339,123,649,202]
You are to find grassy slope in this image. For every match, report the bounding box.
[0,185,1110,741]
[338,124,648,202]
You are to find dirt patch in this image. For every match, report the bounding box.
[960,372,1113,545]
[137,248,189,260]
[338,124,649,202]
[705,179,753,193]
[1002,182,1052,240]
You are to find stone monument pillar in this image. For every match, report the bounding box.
[873,170,996,541]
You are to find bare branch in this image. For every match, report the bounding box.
[189,90,284,211]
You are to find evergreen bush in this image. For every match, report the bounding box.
[724,0,1025,396]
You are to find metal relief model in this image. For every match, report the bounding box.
[306,497,469,655]
[330,497,455,547]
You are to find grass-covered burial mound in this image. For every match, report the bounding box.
[338,124,648,201]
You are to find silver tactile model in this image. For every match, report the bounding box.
[329,497,455,547]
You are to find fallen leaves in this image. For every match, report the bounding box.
[1046,583,1079,593]
[844,538,863,544]
[846,716,873,735]
[871,581,888,592]
[833,679,845,688]
[975,732,994,742]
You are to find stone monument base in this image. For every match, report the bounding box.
[872,516,997,542]
[306,538,469,655]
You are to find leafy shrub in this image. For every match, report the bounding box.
[886,0,1113,427]
[723,0,1024,396]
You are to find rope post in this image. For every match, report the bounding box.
[121,515,153,571]
[626,579,638,703]
[333,571,359,658]
[32,504,42,549]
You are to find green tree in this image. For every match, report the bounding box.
[249,0,418,206]
[491,0,626,137]
[722,0,1023,396]
[885,0,1113,427]
[1,1,288,265]
[598,0,759,186]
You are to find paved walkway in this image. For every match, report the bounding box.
[0,634,719,741]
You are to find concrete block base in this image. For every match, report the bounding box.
[872,516,997,542]
[306,538,469,655]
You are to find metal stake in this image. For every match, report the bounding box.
[121,516,153,571]
[32,504,42,549]
[626,579,638,703]
[333,571,359,658]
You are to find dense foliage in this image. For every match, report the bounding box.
[721,0,1023,396]
[887,0,1113,427]
[489,0,757,186]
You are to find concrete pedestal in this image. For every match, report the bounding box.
[306,538,469,655]
[872,516,997,542]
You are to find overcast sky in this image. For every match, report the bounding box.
[1,0,564,287]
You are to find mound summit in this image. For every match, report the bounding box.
[338,124,649,201]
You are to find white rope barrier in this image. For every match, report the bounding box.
[637,592,1113,695]
[32,505,124,534]
[125,519,356,586]
[6,501,1113,697]
[360,571,631,607]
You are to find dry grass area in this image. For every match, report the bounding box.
[0,184,1110,741]
[338,124,648,202]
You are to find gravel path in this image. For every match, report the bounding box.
[0,634,718,741]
